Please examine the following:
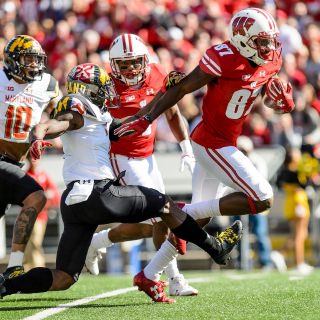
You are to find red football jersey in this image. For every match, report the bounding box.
[191,40,282,149]
[110,63,166,157]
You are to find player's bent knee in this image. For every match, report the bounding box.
[255,197,273,213]
[23,190,47,213]
[51,270,76,291]
[162,195,174,214]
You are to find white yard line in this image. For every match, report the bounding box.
[22,278,209,320]
[22,287,137,320]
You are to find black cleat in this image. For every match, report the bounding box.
[0,274,5,299]
[212,220,243,265]
[3,266,25,280]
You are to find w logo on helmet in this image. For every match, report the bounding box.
[232,17,255,36]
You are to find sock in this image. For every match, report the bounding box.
[171,215,219,258]
[184,199,221,220]
[164,258,180,280]
[7,251,24,268]
[144,240,178,282]
[91,229,113,250]
[3,267,53,296]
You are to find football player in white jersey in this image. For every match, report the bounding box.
[0,63,242,301]
[0,35,59,280]
[85,33,198,298]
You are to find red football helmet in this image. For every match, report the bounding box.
[109,34,150,86]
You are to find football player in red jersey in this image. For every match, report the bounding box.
[114,8,294,240]
[85,34,198,297]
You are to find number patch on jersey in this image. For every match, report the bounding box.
[214,43,233,56]
[225,88,261,119]
[5,105,32,140]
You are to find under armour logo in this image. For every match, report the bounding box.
[277,99,285,107]
[150,285,163,300]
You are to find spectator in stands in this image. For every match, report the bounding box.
[276,9,303,56]
[277,147,314,274]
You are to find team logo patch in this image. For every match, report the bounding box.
[232,17,255,36]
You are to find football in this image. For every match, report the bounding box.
[263,95,277,109]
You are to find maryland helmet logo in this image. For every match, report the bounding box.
[232,17,255,36]
[7,35,43,53]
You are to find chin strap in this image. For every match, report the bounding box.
[246,195,257,214]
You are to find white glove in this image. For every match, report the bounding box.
[179,139,195,174]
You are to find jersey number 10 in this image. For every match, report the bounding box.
[5,105,32,140]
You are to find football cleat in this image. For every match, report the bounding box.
[133,270,176,303]
[212,220,243,265]
[169,275,198,296]
[0,274,6,299]
[3,266,25,279]
[85,246,106,276]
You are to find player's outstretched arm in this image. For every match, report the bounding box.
[29,111,83,160]
[114,67,213,137]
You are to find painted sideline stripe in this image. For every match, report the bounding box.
[22,278,209,320]
[22,287,137,320]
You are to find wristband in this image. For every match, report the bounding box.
[179,139,193,154]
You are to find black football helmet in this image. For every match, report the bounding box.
[4,35,47,82]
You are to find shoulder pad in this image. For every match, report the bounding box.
[45,74,59,99]
[52,95,86,118]
[52,94,97,119]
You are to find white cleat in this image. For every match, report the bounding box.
[295,262,314,275]
[169,275,198,296]
[85,246,106,275]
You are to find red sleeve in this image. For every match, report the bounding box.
[199,46,223,77]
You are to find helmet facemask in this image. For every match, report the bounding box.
[111,55,149,86]
[17,52,47,82]
[247,33,282,65]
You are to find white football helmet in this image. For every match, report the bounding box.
[109,33,150,86]
[228,8,281,66]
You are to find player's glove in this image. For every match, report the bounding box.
[113,115,152,138]
[266,78,295,114]
[161,71,186,93]
[29,139,52,160]
[179,139,195,174]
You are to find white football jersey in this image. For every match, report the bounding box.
[55,95,115,185]
[0,69,58,143]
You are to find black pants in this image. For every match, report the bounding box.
[57,179,167,279]
[0,160,43,217]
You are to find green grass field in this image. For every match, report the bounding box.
[1,270,320,320]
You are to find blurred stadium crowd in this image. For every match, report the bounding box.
[0,0,318,152]
[1,0,320,271]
